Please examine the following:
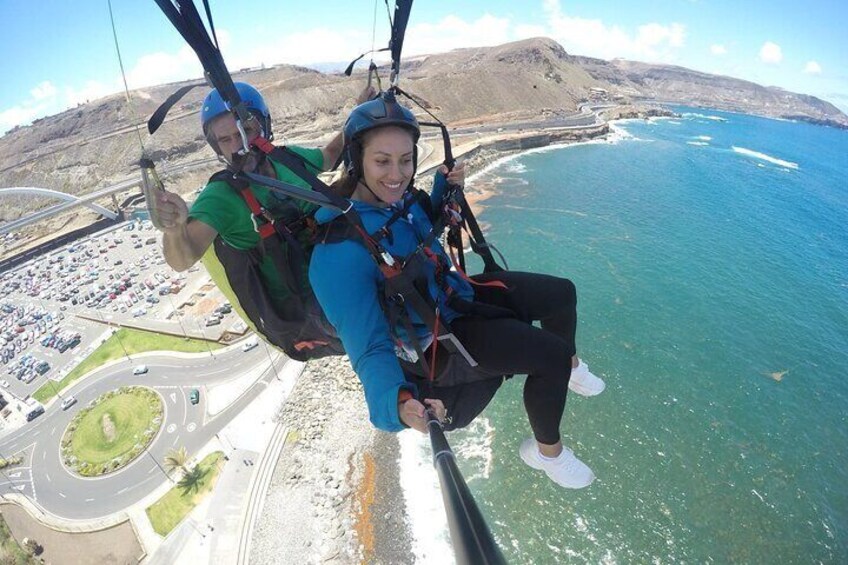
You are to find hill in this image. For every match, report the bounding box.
[1,36,845,231]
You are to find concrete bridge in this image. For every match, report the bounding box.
[0,158,221,235]
[0,185,130,235]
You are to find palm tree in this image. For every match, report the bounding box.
[163,446,189,478]
[178,465,208,495]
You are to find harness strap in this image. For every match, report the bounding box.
[447,236,508,290]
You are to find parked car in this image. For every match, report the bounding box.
[189,389,200,405]
[242,337,259,352]
[25,405,45,422]
[132,365,148,375]
[60,396,78,411]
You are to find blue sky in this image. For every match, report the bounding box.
[2,0,846,134]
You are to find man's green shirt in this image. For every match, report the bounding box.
[189,146,323,312]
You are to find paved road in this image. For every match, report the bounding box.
[0,345,282,520]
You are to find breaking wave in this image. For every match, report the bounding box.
[732,146,799,170]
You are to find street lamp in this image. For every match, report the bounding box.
[164,293,189,341]
[195,320,214,358]
[144,448,176,484]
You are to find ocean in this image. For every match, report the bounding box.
[399,108,848,563]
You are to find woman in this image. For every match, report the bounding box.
[309,92,605,489]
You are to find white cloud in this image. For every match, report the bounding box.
[541,0,686,61]
[223,14,525,68]
[803,60,822,74]
[63,81,116,107]
[125,45,203,89]
[30,81,57,101]
[710,44,727,56]
[404,14,514,55]
[0,104,44,134]
[227,27,368,68]
[759,41,783,64]
[638,22,685,48]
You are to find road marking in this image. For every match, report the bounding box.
[8,472,21,479]
[51,426,56,436]
[59,492,66,498]
[186,423,196,432]
[85,497,94,502]
[170,392,177,403]
[42,452,46,461]
[167,424,176,433]
[13,485,25,491]
[118,486,129,494]
[148,466,156,474]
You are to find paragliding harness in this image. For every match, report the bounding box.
[205,144,344,361]
[318,132,512,389]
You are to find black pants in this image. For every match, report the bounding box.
[414,271,578,445]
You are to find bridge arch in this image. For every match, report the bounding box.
[0,187,119,220]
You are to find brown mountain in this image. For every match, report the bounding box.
[574,56,847,128]
[1,36,845,227]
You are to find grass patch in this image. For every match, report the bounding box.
[0,512,36,565]
[146,451,225,537]
[61,387,163,476]
[33,327,221,403]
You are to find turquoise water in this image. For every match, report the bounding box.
[449,109,848,563]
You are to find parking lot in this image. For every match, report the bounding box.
[0,219,242,422]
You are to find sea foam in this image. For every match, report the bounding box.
[682,112,728,122]
[399,430,454,563]
[732,146,799,169]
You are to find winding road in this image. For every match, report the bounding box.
[0,345,281,520]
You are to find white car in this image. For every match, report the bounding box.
[242,337,259,352]
[132,365,148,375]
[60,395,77,411]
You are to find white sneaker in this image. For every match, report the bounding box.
[519,438,595,489]
[568,360,605,397]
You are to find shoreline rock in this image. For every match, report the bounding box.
[250,356,414,564]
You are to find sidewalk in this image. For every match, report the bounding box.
[142,358,304,563]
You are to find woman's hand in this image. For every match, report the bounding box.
[438,160,466,188]
[399,398,447,433]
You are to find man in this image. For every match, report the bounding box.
[150,81,372,358]
[153,82,372,276]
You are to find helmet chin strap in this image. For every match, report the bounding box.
[358,178,389,206]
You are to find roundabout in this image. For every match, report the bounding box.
[61,387,163,477]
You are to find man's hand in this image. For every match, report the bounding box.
[152,190,189,233]
[399,398,447,433]
[438,160,466,188]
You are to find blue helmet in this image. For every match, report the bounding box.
[343,91,420,177]
[201,82,272,141]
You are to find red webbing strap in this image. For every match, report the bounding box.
[353,224,403,279]
[251,135,275,155]
[447,244,508,289]
[294,340,330,351]
[239,186,276,239]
